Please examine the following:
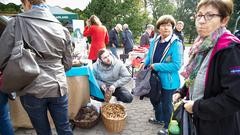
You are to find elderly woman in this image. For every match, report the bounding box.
[83,15,109,63]
[173,0,240,135]
[143,15,183,135]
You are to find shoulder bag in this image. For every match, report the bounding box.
[1,16,42,93]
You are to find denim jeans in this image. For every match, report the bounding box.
[0,91,14,135]
[20,95,73,135]
[110,47,119,59]
[154,89,175,129]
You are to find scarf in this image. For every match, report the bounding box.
[181,27,227,87]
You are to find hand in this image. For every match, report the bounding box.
[101,84,107,91]
[172,93,181,103]
[109,85,116,93]
[104,89,112,103]
[86,19,90,27]
[139,63,145,70]
[150,64,154,70]
[184,101,194,114]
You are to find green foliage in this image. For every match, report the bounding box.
[151,0,176,22]
[0,3,21,14]
[83,0,149,39]
[228,0,240,32]
[174,0,197,43]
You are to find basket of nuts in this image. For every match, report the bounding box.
[101,103,127,133]
[72,105,100,129]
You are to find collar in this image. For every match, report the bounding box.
[31,4,49,9]
[161,33,172,43]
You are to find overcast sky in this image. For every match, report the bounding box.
[0,0,91,10]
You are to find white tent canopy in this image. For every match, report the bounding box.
[0,0,91,10]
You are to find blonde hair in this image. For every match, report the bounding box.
[21,0,45,5]
[89,15,102,26]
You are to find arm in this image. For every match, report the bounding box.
[153,41,183,72]
[105,28,109,45]
[140,34,149,46]
[62,28,73,71]
[193,46,240,121]
[0,19,15,70]
[113,62,131,87]
[108,30,114,47]
[144,39,155,66]
[83,26,91,37]
[122,31,127,45]
[92,63,105,87]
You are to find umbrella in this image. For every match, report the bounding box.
[0,0,91,10]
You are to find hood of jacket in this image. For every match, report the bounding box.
[18,7,60,23]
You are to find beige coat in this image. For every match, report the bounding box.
[0,8,73,98]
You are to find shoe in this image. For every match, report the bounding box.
[148,118,164,126]
[158,128,168,135]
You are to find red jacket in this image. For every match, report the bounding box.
[83,25,109,60]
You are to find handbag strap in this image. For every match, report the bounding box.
[14,16,22,42]
[15,16,43,58]
[159,35,173,63]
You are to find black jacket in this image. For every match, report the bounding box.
[180,32,240,135]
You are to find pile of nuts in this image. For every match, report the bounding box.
[101,103,125,119]
[75,106,99,123]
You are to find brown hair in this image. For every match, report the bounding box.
[21,0,45,5]
[89,15,102,26]
[156,15,176,29]
[196,0,233,21]
[97,49,107,59]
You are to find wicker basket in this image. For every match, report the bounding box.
[72,105,100,129]
[101,103,127,133]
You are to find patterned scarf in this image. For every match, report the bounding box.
[181,27,227,87]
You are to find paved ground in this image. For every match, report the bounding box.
[14,80,161,135]
[14,47,190,135]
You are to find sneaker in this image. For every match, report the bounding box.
[158,128,168,135]
[148,118,164,126]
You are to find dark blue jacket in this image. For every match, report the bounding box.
[122,28,134,49]
[109,28,119,47]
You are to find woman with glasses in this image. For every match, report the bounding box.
[142,15,183,135]
[173,0,240,134]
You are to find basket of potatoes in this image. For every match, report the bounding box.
[73,105,100,129]
[101,103,127,133]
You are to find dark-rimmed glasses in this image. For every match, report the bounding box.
[195,13,222,21]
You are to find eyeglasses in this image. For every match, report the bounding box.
[160,23,172,28]
[195,13,222,21]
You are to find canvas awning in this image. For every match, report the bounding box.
[50,6,78,22]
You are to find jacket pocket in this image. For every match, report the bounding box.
[168,72,172,88]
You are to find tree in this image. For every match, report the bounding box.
[174,0,197,44]
[228,0,240,32]
[150,0,176,23]
[83,0,149,39]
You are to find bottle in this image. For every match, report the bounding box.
[168,120,180,135]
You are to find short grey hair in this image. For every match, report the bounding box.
[123,24,129,30]
[146,24,154,30]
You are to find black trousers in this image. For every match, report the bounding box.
[101,87,133,103]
